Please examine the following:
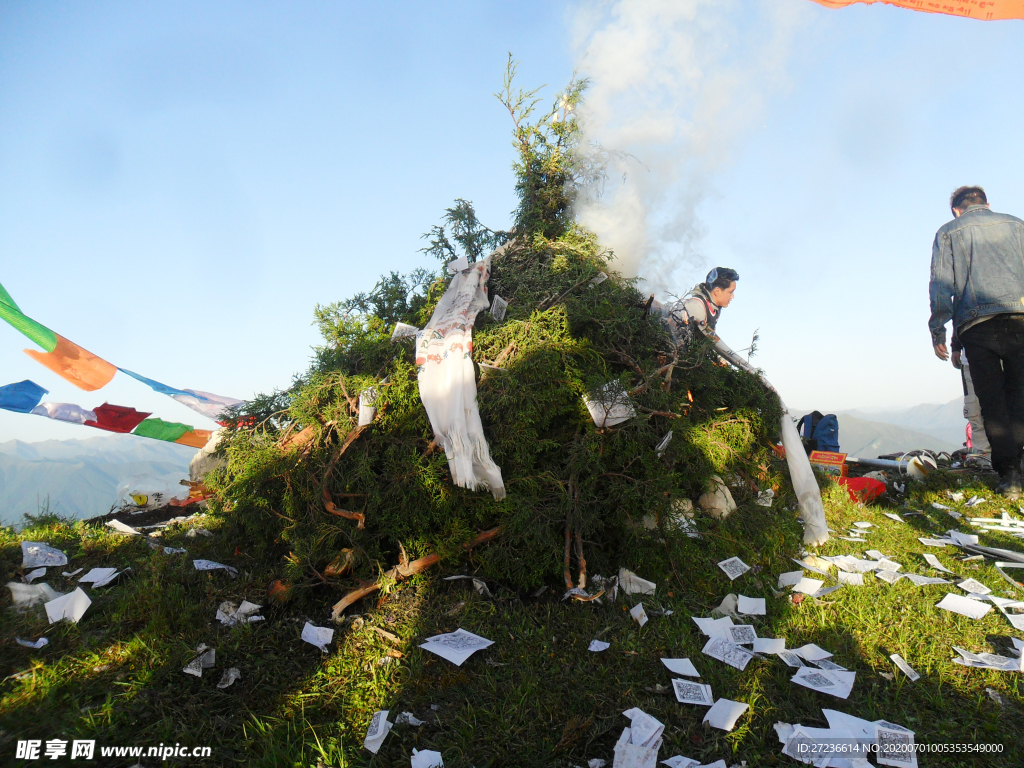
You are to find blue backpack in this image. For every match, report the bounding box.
[797,411,840,453]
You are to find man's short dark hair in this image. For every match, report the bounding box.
[706,267,739,291]
[950,186,987,210]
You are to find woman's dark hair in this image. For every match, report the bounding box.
[706,267,739,291]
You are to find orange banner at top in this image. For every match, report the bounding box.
[811,0,1024,20]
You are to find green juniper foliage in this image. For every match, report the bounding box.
[210,60,784,603]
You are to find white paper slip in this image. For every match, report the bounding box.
[792,577,824,595]
[812,658,847,671]
[965,495,985,507]
[947,530,979,546]
[839,536,867,542]
[419,628,494,666]
[630,603,649,627]
[876,725,918,767]
[957,578,991,595]
[44,588,91,624]
[737,595,765,615]
[692,616,734,639]
[21,541,67,568]
[903,574,950,586]
[410,748,444,768]
[792,558,832,578]
[753,637,785,654]
[583,384,635,428]
[619,568,656,595]
[661,658,699,677]
[391,321,419,341]
[918,538,949,548]
[489,294,508,322]
[701,637,754,671]
[727,625,757,645]
[589,639,610,653]
[874,559,902,573]
[838,572,864,586]
[590,271,608,286]
[216,667,241,689]
[922,553,954,574]
[791,667,856,699]
[106,519,140,535]
[61,568,83,577]
[301,622,335,652]
[216,600,264,626]
[889,654,920,682]
[811,585,843,598]
[717,557,750,580]
[622,707,665,747]
[932,503,952,511]
[672,679,714,705]
[23,568,46,584]
[363,709,393,754]
[660,757,699,768]
[853,522,874,529]
[874,570,903,585]
[182,644,216,677]
[778,570,804,588]
[883,513,904,523]
[936,593,993,619]
[16,637,49,649]
[864,550,886,560]
[777,650,805,667]
[655,431,673,456]
[702,698,748,731]
[792,644,832,661]
[78,568,119,587]
[193,559,238,576]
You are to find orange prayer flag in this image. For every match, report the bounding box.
[175,429,213,449]
[810,0,1024,20]
[24,334,117,392]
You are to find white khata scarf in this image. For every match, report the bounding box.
[416,255,505,500]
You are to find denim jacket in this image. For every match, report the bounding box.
[928,205,1024,345]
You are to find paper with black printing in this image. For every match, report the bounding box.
[363,709,392,754]
[21,541,67,568]
[717,557,750,581]
[790,667,856,699]
[889,654,920,681]
[419,628,494,666]
[391,321,419,341]
[672,679,713,705]
[701,637,754,671]
[489,294,508,322]
[193,559,238,577]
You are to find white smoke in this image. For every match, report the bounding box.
[571,0,808,295]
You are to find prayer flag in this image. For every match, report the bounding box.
[132,418,191,443]
[809,0,1024,20]
[0,380,48,413]
[0,290,58,352]
[31,402,97,424]
[175,428,213,448]
[25,334,117,391]
[84,403,151,434]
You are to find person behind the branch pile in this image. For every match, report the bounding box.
[950,330,991,463]
[929,185,1024,499]
[671,267,739,341]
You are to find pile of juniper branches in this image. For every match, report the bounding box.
[208,60,786,612]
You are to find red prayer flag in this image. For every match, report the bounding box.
[809,0,1024,20]
[84,403,151,434]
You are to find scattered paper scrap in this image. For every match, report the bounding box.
[701,637,754,671]
[778,570,804,588]
[79,568,120,588]
[395,712,425,726]
[363,710,393,754]
[728,625,757,645]
[753,637,785,654]
[837,572,864,586]
[875,570,903,585]
[875,559,902,573]
[918,538,949,548]
[106,519,140,535]
[590,271,608,286]
[792,577,824,595]
[876,724,918,767]
[936,593,993,619]
[865,550,886,560]
[411,748,444,768]
[661,658,699,677]
[756,488,775,507]
[777,650,805,667]
[965,495,986,507]
[630,603,649,627]
[216,600,264,626]
[163,546,187,555]
[420,628,493,666]
[193,559,238,577]
[737,595,765,615]
[23,568,46,584]
[655,431,673,457]
[490,294,508,322]
[890,653,920,682]
[301,622,335,652]
[584,383,635,428]
[672,679,713,705]
[883,512,904,523]
[391,321,419,341]
[660,757,699,768]
[923,553,954,574]
[702,698,748,732]
[853,522,873,529]
[951,646,1023,672]
[932,503,953,512]
[619,568,656,595]
[792,558,832,578]
[186,527,213,538]
[903,574,951,586]
[692,616,734,639]
[957,578,991,595]
[60,568,83,577]
[792,644,833,662]
[717,557,750,581]
[15,637,49,649]
[589,640,611,652]
[813,658,847,672]
[216,667,241,689]
[791,667,856,699]
[21,541,67,568]
[947,530,979,546]
[44,588,90,624]
[183,643,216,677]
[7,582,61,609]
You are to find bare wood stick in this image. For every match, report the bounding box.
[563,515,574,591]
[574,531,587,591]
[330,527,502,619]
[321,425,368,528]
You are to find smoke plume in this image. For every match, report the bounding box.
[571,0,806,295]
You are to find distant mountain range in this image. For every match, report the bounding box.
[0,435,195,527]
[796,398,964,457]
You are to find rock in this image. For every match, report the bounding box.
[698,476,737,519]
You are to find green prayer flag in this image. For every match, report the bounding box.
[132,418,192,443]
[0,281,22,312]
[0,299,58,352]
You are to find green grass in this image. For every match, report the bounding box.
[3,470,1023,767]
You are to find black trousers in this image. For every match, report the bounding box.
[960,314,1024,476]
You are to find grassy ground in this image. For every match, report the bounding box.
[3,468,1023,767]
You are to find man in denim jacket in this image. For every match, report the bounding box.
[929,186,1024,498]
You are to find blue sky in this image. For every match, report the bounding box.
[1,0,1022,443]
